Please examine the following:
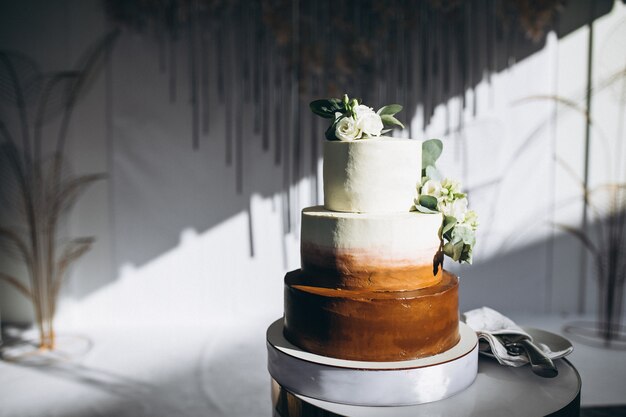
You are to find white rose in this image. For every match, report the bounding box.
[354,104,376,118]
[421,179,442,199]
[357,112,384,137]
[335,116,361,141]
[441,197,468,221]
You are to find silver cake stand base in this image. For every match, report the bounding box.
[266,318,479,407]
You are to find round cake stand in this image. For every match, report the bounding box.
[266,318,478,407]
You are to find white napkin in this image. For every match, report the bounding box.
[462,307,560,367]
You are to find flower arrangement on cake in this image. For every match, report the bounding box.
[310,94,478,265]
[309,94,404,141]
[414,139,478,264]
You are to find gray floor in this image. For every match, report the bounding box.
[0,313,624,417]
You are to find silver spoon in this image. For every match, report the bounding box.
[503,336,558,378]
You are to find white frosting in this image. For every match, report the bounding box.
[301,206,442,268]
[323,138,421,213]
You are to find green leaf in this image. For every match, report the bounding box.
[422,139,443,170]
[460,245,473,264]
[380,114,405,129]
[443,241,465,262]
[453,241,465,260]
[325,113,347,140]
[442,216,457,235]
[418,195,439,211]
[310,99,344,119]
[325,119,339,140]
[442,242,457,261]
[415,204,440,214]
[377,104,403,116]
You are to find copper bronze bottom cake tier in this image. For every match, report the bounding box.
[283,269,460,362]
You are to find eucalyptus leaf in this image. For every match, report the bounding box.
[380,114,405,129]
[461,245,473,264]
[415,204,440,214]
[422,139,443,170]
[377,104,403,116]
[310,98,344,118]
[443,242,457,261]
[443,240,466,262]
[454,241,465,259]
[418,194,439,211]
[442,216,457,235]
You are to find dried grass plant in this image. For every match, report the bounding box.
[556,183,626,343]
[0,32,117,351]
[515,66,626,345]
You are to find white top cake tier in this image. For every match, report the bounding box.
[323,138,422,213]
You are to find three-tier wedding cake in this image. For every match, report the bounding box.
[268,95,478,407]
[283,138,460,361]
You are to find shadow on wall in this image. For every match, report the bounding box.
[0,0,616,304]
[455,220,595,314]
[107,0,613,268]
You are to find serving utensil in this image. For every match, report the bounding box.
[499,334,558,378]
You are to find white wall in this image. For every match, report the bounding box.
[1,0,625,327]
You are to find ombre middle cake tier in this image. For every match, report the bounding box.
[284,270,461,361]
[301,206,443,291]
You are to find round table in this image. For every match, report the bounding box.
[271,357,581,417]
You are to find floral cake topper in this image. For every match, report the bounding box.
[414,139,478,265]
[310,94,404,141]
